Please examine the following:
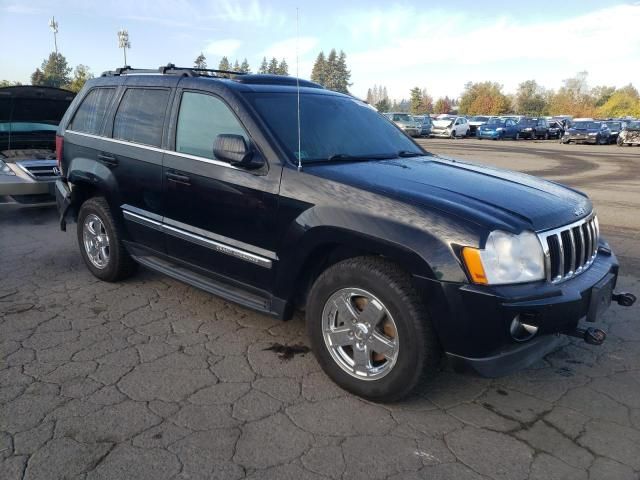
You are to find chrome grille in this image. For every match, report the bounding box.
[538,214,599,283]
[16,160,59,180]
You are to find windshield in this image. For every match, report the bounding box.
[247,92,425,164]
[518,118,536,127]
[0,122,58,133]
[627,121,640,129]
[470,116,489,122]
[572,121,600,130]
[605,122,622,130]
[391,114,413,122]
[487,118,505,126]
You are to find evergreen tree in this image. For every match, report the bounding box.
[194,52,207,69]
[324,49,339,91]
[366,88,373,104]
[333,50,351,94]
[277,58,288,76]
[310,51,327,86]
[409,87,423,114]
[218,56,231,71]
[375,98,390,112]
[239,58,251,73]
[258,57,268,74]
[33,52,71,88]
[233,59,240,71]
[267,57,279,74]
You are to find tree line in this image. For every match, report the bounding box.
[376,72,640,118]
[20,52,94,93]
[193,53,289,75]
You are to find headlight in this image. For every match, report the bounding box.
[588,132,598,136]
[462,231,545,285]
[0,159,16,176]
[524,128,533,131]
[496,127,504,131]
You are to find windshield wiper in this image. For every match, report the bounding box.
[323,153,396,163]
[397,150,423,158]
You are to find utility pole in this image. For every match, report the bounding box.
[49,17,59,55]
[117,29,131,67]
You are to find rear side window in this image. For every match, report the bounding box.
[69,88,115,134]
[113,88,170,147]
[175,91,249,160]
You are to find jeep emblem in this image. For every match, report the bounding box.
[574,207,585,216]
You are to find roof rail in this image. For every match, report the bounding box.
[101,63,248,78]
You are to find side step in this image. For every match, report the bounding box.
[132,254,278,317]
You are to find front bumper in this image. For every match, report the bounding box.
[415,245,622,377]
[477,130,501,139]
[0,175,56,204]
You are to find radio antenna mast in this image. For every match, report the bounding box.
[296,7,302,172]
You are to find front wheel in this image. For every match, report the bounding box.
[617,137,624,147]
[77,197,137,282]
[450,129,456,139]
[306,257,440,402]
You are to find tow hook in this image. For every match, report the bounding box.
[612,291,636,307]
[567,327,607,346]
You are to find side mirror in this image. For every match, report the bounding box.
[213,134,263,169]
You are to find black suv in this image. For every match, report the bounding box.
[54,65,634,401]
[516,117,550,139]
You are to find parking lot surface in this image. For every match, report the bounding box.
[1,140,639,480]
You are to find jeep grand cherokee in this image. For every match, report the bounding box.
[54,65,635,401]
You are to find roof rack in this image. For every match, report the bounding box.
[101,63,248,78]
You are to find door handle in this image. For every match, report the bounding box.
[166,172,191,185]
[97,153,118,167]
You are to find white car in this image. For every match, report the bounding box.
[431,116,470,138]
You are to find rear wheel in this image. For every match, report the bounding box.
[617,136,624,147]
[450,129,456,139]
[306,257,440,402]
[77,197,137,282]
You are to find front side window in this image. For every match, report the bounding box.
[175,92,249,160]
[113,88,170,147]
[70,88,115,135]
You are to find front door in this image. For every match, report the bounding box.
[162,90,282,291]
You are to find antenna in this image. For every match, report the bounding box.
[296,7,302,172]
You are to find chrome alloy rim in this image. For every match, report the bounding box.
[321,288,399,380]
[83,214,110,269]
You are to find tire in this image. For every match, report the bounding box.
[617,137,624,147]
[515,132,520,140]
[306,257,440,402]
[77,197,138,282]
[450,129,456,139]
[544,132,549,140]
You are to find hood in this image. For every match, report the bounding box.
[480,124,504,131]
[304,156,591,232]
[433,119,454,128]
[395,121,417,128]
[0,86,75,150]
[568,127,599,134]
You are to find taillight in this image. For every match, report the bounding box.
[55,135,64,170]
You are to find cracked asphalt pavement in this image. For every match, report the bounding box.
[1,140,640,479]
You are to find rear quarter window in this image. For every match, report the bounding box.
[113,88,170,147]
[69,88,115,135]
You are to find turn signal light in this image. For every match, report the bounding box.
[462,247,488,285]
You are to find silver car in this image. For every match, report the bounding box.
[383,112,421,137]
[0,86,74,205]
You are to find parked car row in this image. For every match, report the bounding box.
[382,111,638,147]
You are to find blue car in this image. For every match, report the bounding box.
[477,117,519,140]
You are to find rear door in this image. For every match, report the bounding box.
[104,83,174,253]
[162,89,282,290]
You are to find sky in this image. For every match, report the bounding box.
[1,0,639,101]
